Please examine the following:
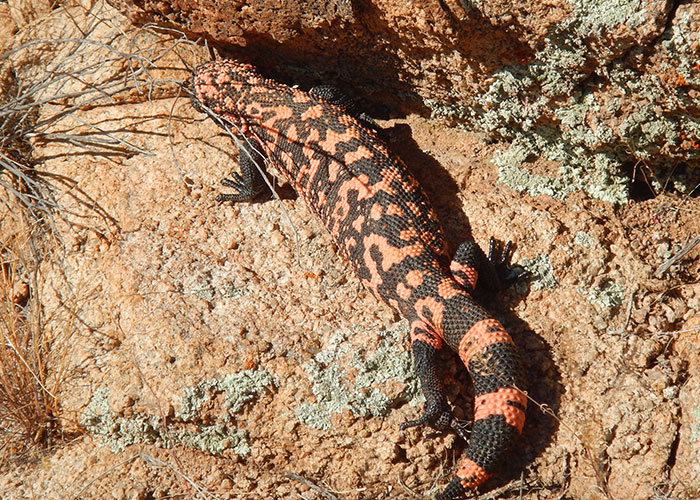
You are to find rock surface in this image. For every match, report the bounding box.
[107,0,700,204]
[1,1,699,500]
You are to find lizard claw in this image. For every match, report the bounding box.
[450,418,472,442]
[400,399,453,433]
[216,173,258,202]
[401,404,472,443]
[487,237,529,286]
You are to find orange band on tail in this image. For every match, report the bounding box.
[455,458,491,489]
[474,387,527,433]
[457,318,514,366]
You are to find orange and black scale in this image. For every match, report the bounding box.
[191,59,527,499]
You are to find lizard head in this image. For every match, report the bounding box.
[191,60,266,133]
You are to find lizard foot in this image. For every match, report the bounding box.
[487,237,529,286]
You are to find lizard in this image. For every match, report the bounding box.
[190,59,527,499]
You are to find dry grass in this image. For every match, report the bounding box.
[0,40,61,467]
[0,216,60,466]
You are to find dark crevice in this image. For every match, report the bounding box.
[666,418,681,471]
[626,161,656,201]
[658,0,684,45]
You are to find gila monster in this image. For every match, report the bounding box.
[191,59,527,499]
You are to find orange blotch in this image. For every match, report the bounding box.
[276,105,294,119]
[307,127,320,142]
[406,201,421,216]
[399,227,420,241]
[370,203,383,220]
[328,160,342,183]
[286,123,299,142]
[396,282,412,301]
[261,105,293,129]
[363,233,424,272]
[278,148,296,172]
[301,143,315,162]
[295,154,321,192]
[344,145,373,165]
[326,176,368,236]
[343,236,357,256]
[293,91,311,103]
[405,270,424,288]
[328,200,352,238]
[215,72,232,85]
[361,270,383,295]
[301,104,324,120]
[327,174,405,237]
[387,204,403,216]
[318,127,361,155]
[352,214,366,233]
[437,278,461,299]
[373,173,397,197]
[399,174,419,190]
[223,96,237,112]
[338,113,356,125]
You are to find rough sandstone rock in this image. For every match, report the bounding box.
[107,0,700,203]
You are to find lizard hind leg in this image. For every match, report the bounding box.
[450,237,523,293]
[400,320,453,433]
[450,240,489,293]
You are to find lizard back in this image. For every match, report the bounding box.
[194,60,453,316]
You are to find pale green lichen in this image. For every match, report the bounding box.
[585,280,625,309]
[81,369,274,456]
[574,231,595,248]
[690,406,700,443]
[81,390,251,455]
[529,43,588,96]
[425,1,699,203]
[81,387,165,452]
[177,383,212,421]
[176,369,276,421]
[522,253,558,291]
[190,282,215,302]
[222,282,248,298]
[569,0,652,32]
[494,134,628,204]
[177,424,250,456]
[295,322,421,430]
